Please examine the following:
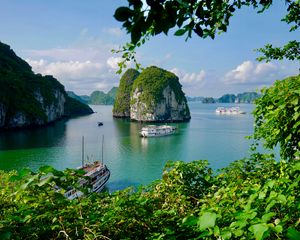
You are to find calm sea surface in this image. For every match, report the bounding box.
[0,103,257,190]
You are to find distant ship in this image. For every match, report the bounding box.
[215,107,246,115]
[64,136,110,200]
[140,125,176,137]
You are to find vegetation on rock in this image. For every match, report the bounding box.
[113,68,140,117]
[130,66,190,122]
[0,41,93,129]
[132,66,185,104]
[64,96,94,117]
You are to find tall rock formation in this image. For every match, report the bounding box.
[113,68,140,118]
[0,41,93,130]
[130,66,190,122]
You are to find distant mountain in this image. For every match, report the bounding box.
[236,92,260,103]
[186,96,204,102]
[67,87,119,105]
[218,94,236,103]
[187,91,260,104]
[202,97,216,104]
[107,87,118,99]
[217,92,260,103]
[89,90,115,105]
[66,91,88,104]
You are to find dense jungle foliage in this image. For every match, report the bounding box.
[0,155,299,239]
[113,68,140,117]
[0,74,300,239]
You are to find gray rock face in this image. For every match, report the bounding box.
[2,89,66,129]
[8,112,28,128]
[44,90,66,122]
[130,86,190,122]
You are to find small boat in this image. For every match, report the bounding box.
[140,125,176,138]
[64,136,110,200]
[215,107,246,115]
[98,122,103,126]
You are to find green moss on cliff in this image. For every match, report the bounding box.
[131,66,187,108]
[113,68,140,117]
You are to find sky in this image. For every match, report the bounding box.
[0,0,299,97]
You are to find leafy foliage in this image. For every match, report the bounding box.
[253,74,300,160]
[0,156,299,239]
[257,40,300,62]
[113,0,300,71]
[113,68,140,117]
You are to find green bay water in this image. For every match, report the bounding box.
[0,103,255,190]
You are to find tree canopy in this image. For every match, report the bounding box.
[253,74,300,161]
[114,0,299,71]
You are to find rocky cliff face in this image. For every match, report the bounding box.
[0,41,93,130]
[130,66,190,122]
[113,68,140,118]
[4,88,66,129]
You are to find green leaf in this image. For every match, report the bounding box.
[174,28,187,36]
[39,165,55,174]
[198,212,217,231]
[114,7,133,22]
[221,230,232,239]
[249,223,269,240]
[261,212,276,223]
[182,215,198,226]
[287,228,300,240]
[0,231,12,240]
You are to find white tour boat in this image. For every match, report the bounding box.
[215,107,246,115]
[140,125,176,138]
[64,136,110,200]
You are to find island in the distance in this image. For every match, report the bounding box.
[189,92,260,104]
[67,87,118,105]
[113,66,190,122]
[0,41,93,130]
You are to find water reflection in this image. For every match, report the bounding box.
[0,120,67,150]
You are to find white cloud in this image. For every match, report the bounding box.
[224,60,278,84]
[26,59,104,79]
[106,56,122,70]
[21,39,124,95]
[171,68,206,84]
[103,27,123,37]
[170,68,206,96]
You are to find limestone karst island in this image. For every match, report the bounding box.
[0,42,93,130]
[113,66,191,122]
